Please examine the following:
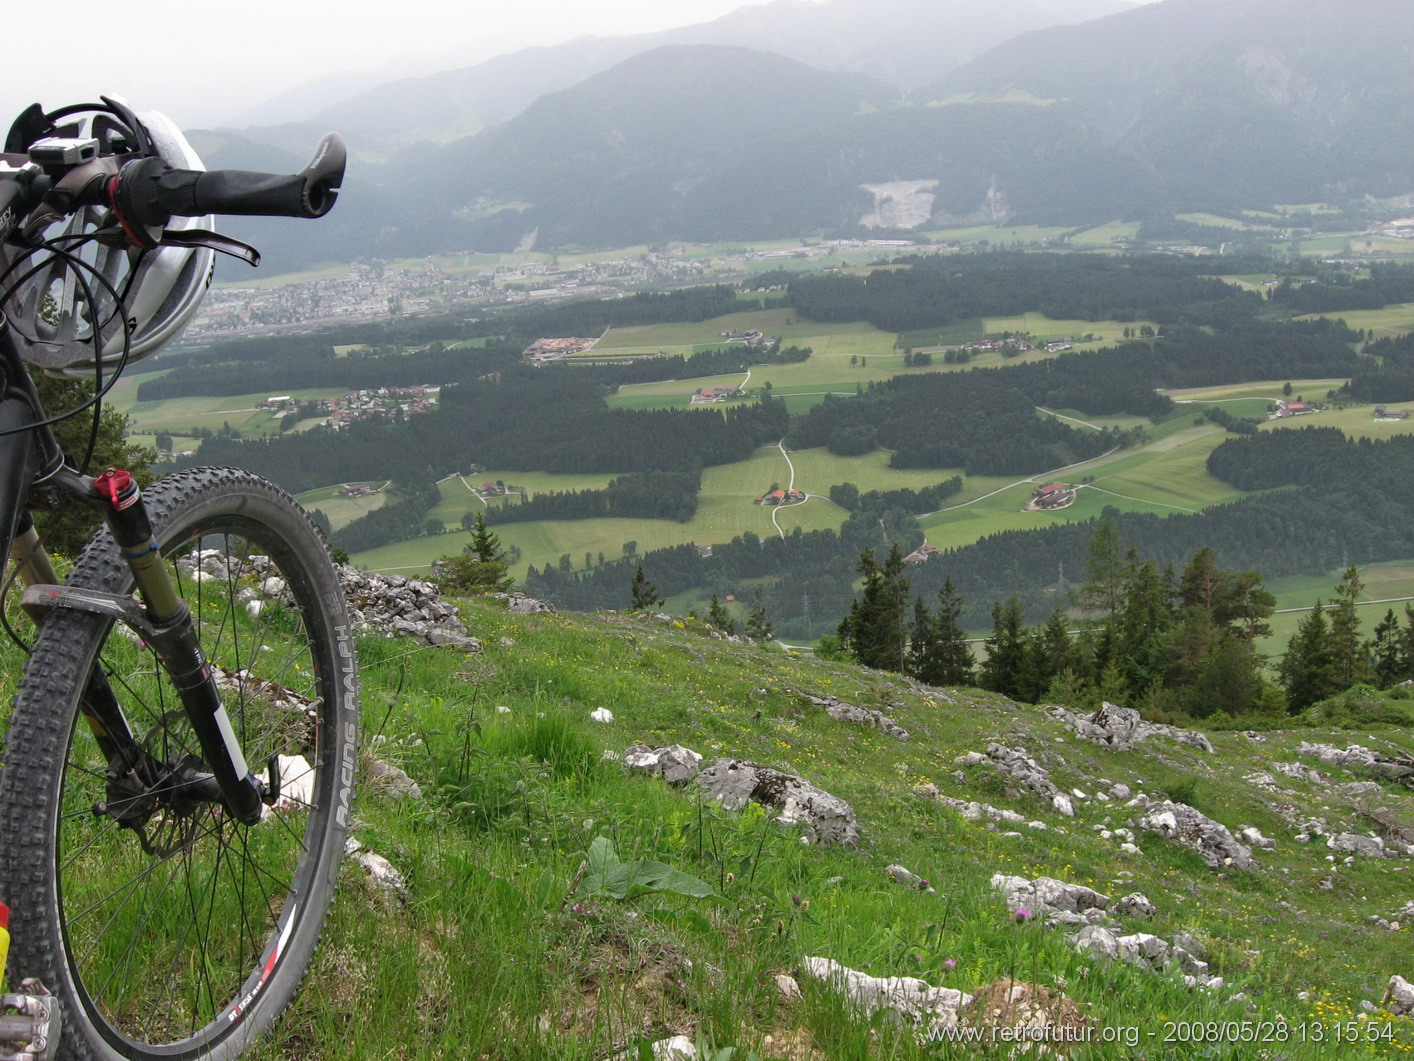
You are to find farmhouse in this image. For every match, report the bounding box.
[1274,400,1313,417]
[523,336,597,365]
[1032,482,1072,509]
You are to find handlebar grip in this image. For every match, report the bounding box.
[116,133,346,226]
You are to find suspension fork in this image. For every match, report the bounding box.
[80,465,267,825]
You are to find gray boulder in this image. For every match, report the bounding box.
[622,743,704,785]
[1139,801,1257,870]
[1049,702,1214,753]
[799,957,972,1037]
[991,873,1110,921]
[697,759,858,846]
[1328,833,1388,859]
[1386,976,1414,1017]
[806,694,909,741]
[986,744,1074,817]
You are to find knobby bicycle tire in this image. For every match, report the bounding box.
[0,466,359,1061]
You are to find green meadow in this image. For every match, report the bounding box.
[110,375,346,438]
[354,445,852,577]
[295,481,394,530]
[1068,221,1142,246]
[1300,300,1414,338]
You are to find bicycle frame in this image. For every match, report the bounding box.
[0,312,269,827]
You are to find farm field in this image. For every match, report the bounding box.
[295,481,392,530]
[353,445,850,577]
[426,470,621,529]
[1175,212,1271,231]
[1300,300,1414,338]
[1068,221,1142,246]
[115,383,346,437]
[1162,378,1348,402]
[1255,560,1414,658]
[973,312,1155,345]
[1267,402,1414,441]
[107,370,341,434]
[918,223,1074,245]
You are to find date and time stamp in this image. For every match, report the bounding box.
[931,1018,1404,1047]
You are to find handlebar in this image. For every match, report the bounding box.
[113,133,346,227]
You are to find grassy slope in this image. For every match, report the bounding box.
[226,602,1414,1059]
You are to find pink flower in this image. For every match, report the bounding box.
[944,959,956,969]
[1014,907,1032,923]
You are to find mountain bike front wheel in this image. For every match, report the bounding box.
[0,467,359,1061]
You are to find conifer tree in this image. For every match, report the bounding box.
[1328,565,1371,689]
[745,589,774,642]
[931,578,976,687]
[1367,608,1407,687]
[707,593,736,636]
[629,564,664,611]
[980,597,1030,699]
[435,511,513,594]
[1280,601,1339,711]
[838,545,910,672]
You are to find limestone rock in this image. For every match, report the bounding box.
[1328,833,1387,859]
[1048,702,1213,753]
[697,759,859,846]
[364,757,422,800]
[991,874,1110,919]
[886,865,935,893]
[807,694,910,741]
[799,957,972,1037]
[986,745,1073,816]
[1139,801,1256,871]
[1385,976,1414,1017]
[621,743,704,785]
[1115,892,1156,918]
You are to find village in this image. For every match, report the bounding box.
[261,385,440,430]
[183,238,957,340]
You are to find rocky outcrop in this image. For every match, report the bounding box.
[1385,976,1414,1017]
[1048,702,1214,753]
[1073,926,1223,989]
[987,744,1074,816]
[991,874,1110,926]
[622,744,704,785]
[1139,801,1257,870]
[806,694,910,741]
[799,957,972,1037]
[337,566,481,650]
[1328,832,1388,859]
[697,759,858,846]
[1298,742,1414,785]
[913,785,1052,832]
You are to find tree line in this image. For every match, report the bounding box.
[830,521,1414,725]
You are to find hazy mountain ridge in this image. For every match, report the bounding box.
[199,0,1414,265]
[221,0,1129,156]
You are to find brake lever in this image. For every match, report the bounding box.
[158,227,260,267]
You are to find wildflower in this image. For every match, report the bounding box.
[1014,907,1032,923]
[944,959,956,969]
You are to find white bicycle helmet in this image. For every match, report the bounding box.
[0,98,215,377]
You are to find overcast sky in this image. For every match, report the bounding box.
[2,0,1155,133]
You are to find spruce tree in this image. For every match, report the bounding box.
[980,597,1030,699]
[435,510,513,594]
[707,593,736,636]
[1280,601,1339,711]
[838,545,910,672]
[932,578,975,687]
[629,565,664,611]
[745,589,774,642]
[1328,565,1371,689]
